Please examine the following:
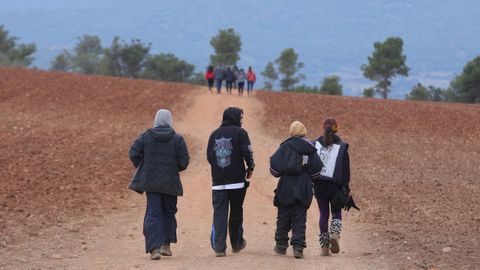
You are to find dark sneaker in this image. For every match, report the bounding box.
[150,248,161,260]
[232,240,247,253]
[273,245,287,255]
[293,249,304,259]
[215,251,226,257]
[160,243,172,256]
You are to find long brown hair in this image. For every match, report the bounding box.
[323,117,339,146]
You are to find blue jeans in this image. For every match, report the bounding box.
[216,79,223,93]
[247,81,254,91]
[144,192,177,253]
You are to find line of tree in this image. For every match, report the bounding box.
[50,35,203,84]
[2,24,479,103]
[403,55,480,103]
[261,48,343,96]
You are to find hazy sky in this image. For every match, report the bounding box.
[2,0,479,98]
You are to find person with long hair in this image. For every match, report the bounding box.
[313,117,351,256]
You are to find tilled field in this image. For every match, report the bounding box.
[0,67,198,250]
[1,67,479,269]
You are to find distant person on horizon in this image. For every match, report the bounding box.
[128,109,190,260]
[225,66,234,94]
[269,121,323,259]
[313,117,353,256]
[205,65,215,93]
[246,66,256,96]
[214,64,226,94]
[237,69,246,96]
[233,65,239,90]
[207,107,255,257]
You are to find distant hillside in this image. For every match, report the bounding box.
[1,0,480,98]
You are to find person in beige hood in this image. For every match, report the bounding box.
[269,121,323,259]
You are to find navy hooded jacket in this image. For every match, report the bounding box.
[128,125,189,196]
[270,137,323,208]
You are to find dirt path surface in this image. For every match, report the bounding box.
[32,90,385,270]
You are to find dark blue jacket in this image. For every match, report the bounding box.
[207,108,254,186]
[128,126,189,196]
[270,137,323,208]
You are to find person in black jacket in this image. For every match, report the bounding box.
[313,117,350,256]
[270,121,323,259]
[128,109,190,260]
[207,107,254,257]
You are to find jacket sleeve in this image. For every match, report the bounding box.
[342,144,351,193]
[176,135,190,171]
[207,134,214,165]
[269,146,283,178]
[128,133,144,168]
[240,129,255,171]
[308,152,323,181]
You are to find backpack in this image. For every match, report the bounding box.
[281,143,303,174]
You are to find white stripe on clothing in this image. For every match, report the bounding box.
[212,182,245,190]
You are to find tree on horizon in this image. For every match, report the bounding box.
[261,61,278,90]
[319,75,343,96]
[0,25,36,67]
[209,28,242,66]
[362,37,409,99]
[450,55,480,103]
[275,48,304,91]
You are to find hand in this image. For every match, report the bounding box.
[246,169,253,179]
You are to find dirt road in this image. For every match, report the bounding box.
[5,89,386,269]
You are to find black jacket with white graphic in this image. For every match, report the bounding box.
[207,107,254,186]
[313,134,350,197]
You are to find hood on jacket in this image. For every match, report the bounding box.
[221,107,243,127]
[154,109,173,128]
[148,126,175,142]
[285,137,316,155]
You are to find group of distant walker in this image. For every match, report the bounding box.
[205,64,256,96]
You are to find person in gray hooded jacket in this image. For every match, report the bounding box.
[129,109,190,260]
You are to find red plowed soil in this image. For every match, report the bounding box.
[256,90,480,269]
[1,67,479,270]
[0,67,197,249]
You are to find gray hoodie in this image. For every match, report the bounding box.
[154,109,173,128]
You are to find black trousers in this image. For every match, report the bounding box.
[211,188,247,252]
[274,203,307,251]
[238,82,245,95]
